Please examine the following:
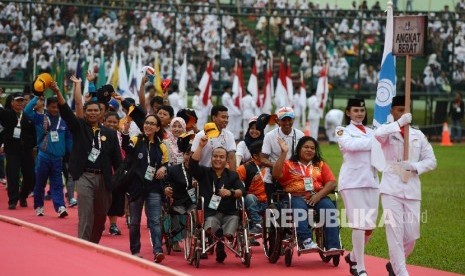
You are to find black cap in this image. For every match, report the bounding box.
[347,98,365,108]
[177,133,195,153]
[12,92,25,100]
[391,95,405,107]
[96,84,114,103]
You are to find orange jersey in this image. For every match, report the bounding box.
[237,161,267,203]
[278,160,336,193]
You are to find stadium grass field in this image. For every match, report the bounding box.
[321,143,465,275]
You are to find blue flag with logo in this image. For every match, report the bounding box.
[373,4,396,128]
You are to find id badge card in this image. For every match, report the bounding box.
[144,165,156,181]
[208,194,222,210]
[187,188,196,203]
[50,131,59,142]
[13,127,21,139]
[304,177,314,192]
[87,148,100,163]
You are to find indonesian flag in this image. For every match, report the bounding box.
[232,59,245,109]
[299,71,307,126]
[286,59,294,107]
[316,65,329,118]
[247,59,258,104]
[198,60,213,106]
[261,61,273,114]
[274,57,288,108]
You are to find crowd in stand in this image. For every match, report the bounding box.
[1,1,465,95]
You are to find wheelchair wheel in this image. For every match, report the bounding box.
[184,212,195,262]
[194,249,201,268]
[284,247,293,267]
[332,255,340,267]
[165,237,172,255]
[263,213,282,263]
[319,252,332,263]
[243,252,252,268]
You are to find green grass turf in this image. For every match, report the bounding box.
[321,143,465,274]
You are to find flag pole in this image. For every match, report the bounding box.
[403,54,411,160]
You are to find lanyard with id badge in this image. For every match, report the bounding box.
[300,162,314,193]
[182,163,196,203]
[13,113,22,139]
[144,144,157,181]
[88,130,101,163]
[46,116,61,143]
[208,181,223,210]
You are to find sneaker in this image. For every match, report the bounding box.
[19,199,27,207]
[69,198,78,207]
[154,252,165,263]
[35,207,44,216]
[58,206,68,218]
[8,203,16,210]
[249,224,262,235]
[132,253,143,258]
[357,270,368,276]
[0,178,6,185]
[302,238,319,250]
[44,194,51,200]
[109,224,122,235]
[215,242,227,263]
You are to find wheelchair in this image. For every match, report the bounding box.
[184,196,252,268]
[263,191,344,267]
[161,196,196,255]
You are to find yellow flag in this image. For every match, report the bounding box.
[111,60,119,89]
[154,52,162,96]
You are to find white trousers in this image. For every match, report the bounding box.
[381,194,421,276]
[308,118,320,140]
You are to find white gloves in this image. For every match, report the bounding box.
[397,113,412,127]
[401,161,416,172]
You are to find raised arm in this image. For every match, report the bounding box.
[70,75,83,118]
[138,76,148,113]
[272,137,288,180]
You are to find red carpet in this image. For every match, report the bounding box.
[0,185,461,276]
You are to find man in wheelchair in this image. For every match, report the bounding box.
[190,135,245,263]
[272,136,341,252]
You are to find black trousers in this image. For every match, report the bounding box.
[6,151,35,205]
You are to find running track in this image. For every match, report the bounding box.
[0,187,460,276]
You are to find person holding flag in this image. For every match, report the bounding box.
[374,96,436,276]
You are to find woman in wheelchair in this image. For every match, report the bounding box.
[190,135,245,263]
[272,136,341,252]
[164,135,197,252]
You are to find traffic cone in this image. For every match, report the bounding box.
[304,121,310,136]
[441,122,453,146]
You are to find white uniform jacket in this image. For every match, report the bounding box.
[336,124,379,191]
[374,122,437,200]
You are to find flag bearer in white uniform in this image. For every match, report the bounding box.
[336,98,380,276]
[374,96,437,276]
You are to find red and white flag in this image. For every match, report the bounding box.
[316,65,329,118]
[274,57,288,108]
[286,59,294,107]
[232,59,245,109]
[299,72,307,126]
[261,61,273,114]
[247,59,258,104]
[198,60,213,107]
